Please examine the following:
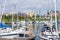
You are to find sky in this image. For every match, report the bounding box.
[56,0,60,11]
[0,0,59,15]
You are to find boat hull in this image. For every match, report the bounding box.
[0,38,34,40]
[0,36,34,40]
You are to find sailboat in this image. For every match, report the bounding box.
[0,0,35,40]
[39,10,59,40]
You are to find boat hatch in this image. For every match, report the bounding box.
[19,34,29,37]
[19,34,24,37]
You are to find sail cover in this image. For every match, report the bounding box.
[0,22,12,28]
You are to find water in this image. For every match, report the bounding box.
[34,36,40,40]
[34,21,60,40]
[34,22,44,40]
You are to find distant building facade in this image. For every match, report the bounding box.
[49,10,60,16]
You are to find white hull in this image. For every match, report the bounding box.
[0,29,22,39]
[0,37,34,40]
[1,35,18,39]
[0,28,35,39]
[0,33,35,40]
[39,32,59,40]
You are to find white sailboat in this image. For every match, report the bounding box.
[39,10,59,40]
[0,0,35,40]
[0,26,35,39]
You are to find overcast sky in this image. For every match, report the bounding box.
[0,0,59,15]
[56,0,60,11]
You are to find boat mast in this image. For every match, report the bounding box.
[17,12,19,29]
[1,0,6,22]
[50,10,53,33]
[11,5,13,29]
[16,6,19,29]
[11,3,15,29]
[54,0,57,32]
[0,3,2,22]
[11,1,18,29]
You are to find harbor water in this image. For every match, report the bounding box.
[34,21,60,40]
[0,21,60,40]
[34,22,45,40]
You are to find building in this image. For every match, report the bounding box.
[49,10,60,16]
[18,13,27,17]
[24,10,36,17]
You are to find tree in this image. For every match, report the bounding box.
[36,14,40,18]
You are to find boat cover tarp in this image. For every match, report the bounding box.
[0,22,12,28]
